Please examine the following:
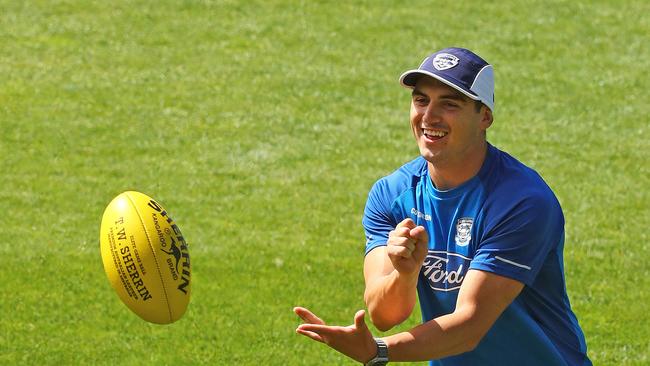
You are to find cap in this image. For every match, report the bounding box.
[399,47,494,111]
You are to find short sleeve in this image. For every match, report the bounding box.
[469,192,564,286]
[362,179,398,256]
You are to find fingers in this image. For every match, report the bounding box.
[388,235,415,252]
[294,307,326,325]
[388,221,421,259]
[390,219,426,247]
[387,221,428,272]
[295,309,367,338]
[390,218,416,239]
[409,225,429,244]
[295,327,325,343]
[296,323,347,344]
[409,226,430,259]
[296,310,377,363]
[294,307,328,343]
[297,323,341,334]
[297,316,361,337]
[387,242,415,259]
[396,218,416,230]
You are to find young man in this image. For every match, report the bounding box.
[294,47,591,365]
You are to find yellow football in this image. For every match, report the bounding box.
[99,191,191,324]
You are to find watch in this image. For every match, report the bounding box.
[365,338,389,366]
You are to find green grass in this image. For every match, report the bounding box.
[1,0,648,364]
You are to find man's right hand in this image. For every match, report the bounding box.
[387,218,429,275]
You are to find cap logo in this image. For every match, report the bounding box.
[432,53,459,71]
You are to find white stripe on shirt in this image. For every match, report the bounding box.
[495,256,532,270]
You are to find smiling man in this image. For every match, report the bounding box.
[294,47,591,365]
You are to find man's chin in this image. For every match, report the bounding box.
[419,148,444,163]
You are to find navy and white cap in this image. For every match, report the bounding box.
[399,47,495,111]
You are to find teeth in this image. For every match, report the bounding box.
[423,129,447,137]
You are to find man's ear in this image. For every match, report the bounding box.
[480,107,493,131]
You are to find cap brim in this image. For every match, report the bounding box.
[399,69,480,102]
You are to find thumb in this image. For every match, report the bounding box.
[354,309,368,330]
[410,225,429,244]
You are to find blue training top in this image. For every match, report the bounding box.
[363,144,591,366]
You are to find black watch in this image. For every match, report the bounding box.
[365,338,389,366]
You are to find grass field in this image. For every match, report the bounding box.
[1,0,648,364]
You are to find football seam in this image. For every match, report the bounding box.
[125,192,173,323]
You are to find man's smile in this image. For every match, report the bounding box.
[422,128,448,141]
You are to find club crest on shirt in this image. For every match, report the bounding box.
[454,217,473,247]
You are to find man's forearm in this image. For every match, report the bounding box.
[364,269,419,331]
[379,270,524,362]
[382,306,481,361]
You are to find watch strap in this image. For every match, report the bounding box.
[365,338,389,365]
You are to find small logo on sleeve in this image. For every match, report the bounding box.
[454,217,473,247]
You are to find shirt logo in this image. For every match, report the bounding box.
[411,208,431,221]
[421,251,471,291]
[432,53,459,70]
[454,217,473,247]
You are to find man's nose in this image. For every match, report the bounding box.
[422,104,441,124]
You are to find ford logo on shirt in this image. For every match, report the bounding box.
[421,251,472,291]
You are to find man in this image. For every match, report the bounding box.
[294,47,591,365]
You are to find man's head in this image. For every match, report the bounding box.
[400,48,494,171]
[399,47,494,112]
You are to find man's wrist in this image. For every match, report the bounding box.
[364,338,389,366]
[393,267,420,287]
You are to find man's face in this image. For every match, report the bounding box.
[409,76,492,168]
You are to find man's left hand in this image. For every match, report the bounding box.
[294,307,378,363]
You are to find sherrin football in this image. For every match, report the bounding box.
[100,191,191,324]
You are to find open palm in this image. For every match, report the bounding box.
[294,307,377,363]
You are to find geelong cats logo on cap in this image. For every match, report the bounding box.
[432,53,459,70]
